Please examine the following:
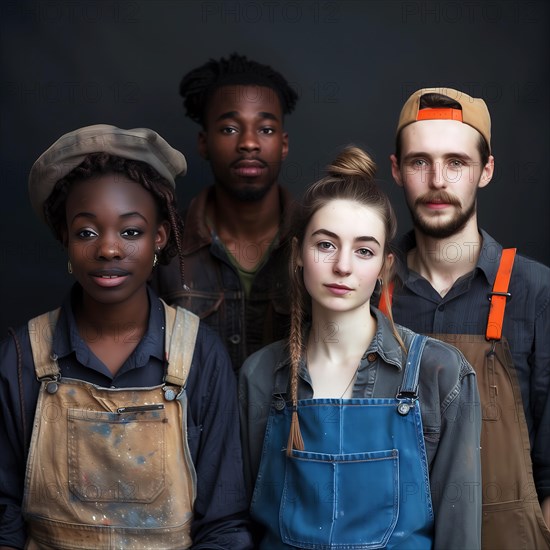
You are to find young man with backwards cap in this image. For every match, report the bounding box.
[386,87,550,549]
[152,53,298,372]
[0,125,253,549]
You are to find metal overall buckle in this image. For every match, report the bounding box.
[395,391,418,416]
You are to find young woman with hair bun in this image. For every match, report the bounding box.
[239,145,482,549]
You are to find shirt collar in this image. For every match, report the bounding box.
[272,307,406,395]
[182,185,294,255]
[395,228,501,287]
[51,284,165,366]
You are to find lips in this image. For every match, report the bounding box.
[232,158,267,177]
[90,268,130,278]
[89,268,130,288]
[424,201,451,210]
[325,283,353,296]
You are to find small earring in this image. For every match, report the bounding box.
[67,260,73,274]
[153,253,159,268]
[294,265,302,274]
[377,278,383,287]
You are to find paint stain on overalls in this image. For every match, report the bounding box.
[22,303,199,550]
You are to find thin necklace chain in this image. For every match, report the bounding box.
[340,363,360,398]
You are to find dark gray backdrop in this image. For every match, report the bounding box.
[1,0,549,335]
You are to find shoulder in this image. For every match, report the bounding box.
[193,320,231,363]
[396,324,473,391]
[507,253,550,317]
[1,307,60,358]
[422,335,473,380]
[0,323,31,369]
[240,339,288,381]
[512,253,550,288]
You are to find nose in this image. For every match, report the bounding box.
[333,250,352,276]
[95,236,124,261]
[424,162,447,189]
[237,127,260,153]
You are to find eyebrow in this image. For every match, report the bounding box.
[216,111,279,122]
[71,211,148,224]
[402,151,475,162]
[311,228,381,247]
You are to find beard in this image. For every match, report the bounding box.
[408,190,477,239]
[222,178,276,201]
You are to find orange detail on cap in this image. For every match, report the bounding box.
[416,108,463,122]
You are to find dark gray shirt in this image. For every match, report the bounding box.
[239,309,482,550]
[391,229,550,501]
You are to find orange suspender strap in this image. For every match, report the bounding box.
[378,281,394,317]
[486,248,516,341]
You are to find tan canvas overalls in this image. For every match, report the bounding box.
[381,249,550,550]
[22,301,199,550]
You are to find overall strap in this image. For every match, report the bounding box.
[161,300,200,389]
[397,334,428,399]
[486,248,516,341]
[28,309,61,379]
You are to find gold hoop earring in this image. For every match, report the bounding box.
[67,260,73,274]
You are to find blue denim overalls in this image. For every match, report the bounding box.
[251,334,434,549]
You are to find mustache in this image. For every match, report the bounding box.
[415,191,461,207]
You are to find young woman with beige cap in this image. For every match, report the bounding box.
[0,125,253,549]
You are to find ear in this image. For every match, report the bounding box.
[155,221,170,250]
[379,252,394,281]
[390,154,403,187]
[478,155,494,189]
[198,131,209,160]
[281,132,289,161]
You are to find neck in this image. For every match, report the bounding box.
[410,218,482,297]
[211,184,281,241]
[308,304,376,363]
[76,287,149,339]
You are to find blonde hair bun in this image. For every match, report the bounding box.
[326,145,377,181]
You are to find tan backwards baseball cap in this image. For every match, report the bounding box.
[396,87,491,152]
[29,124,187,225]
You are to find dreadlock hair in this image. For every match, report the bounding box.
[43,153,186,286]
[286,145,405,456]
[179,52,299,126]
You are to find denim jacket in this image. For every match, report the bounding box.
[151,185,292,372]
[239,308,482,550]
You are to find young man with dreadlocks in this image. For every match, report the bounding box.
[152,53,298,372]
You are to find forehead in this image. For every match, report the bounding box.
[308,199,385,236]
[66,173,156,212]
[205,84,283,119]
[400,119,480,156]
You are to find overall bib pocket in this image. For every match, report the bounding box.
[281,448,399,549]
[67,407,166,503]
